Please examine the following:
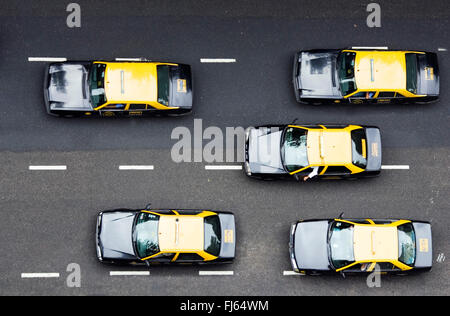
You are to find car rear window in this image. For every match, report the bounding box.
[405,53,418,94]
[351,129,367,169]
[204,215,221,256]
[157,65,170,106]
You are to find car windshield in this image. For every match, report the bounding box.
[281,127,309,172]
[351,128,367,169]
[157,65,170,106]
[328,221,355,269]
[337,52,357,96]
[89,63,107,108]
[133,212,160,258]
[405,53,418,94]
[204,215,221,256]
[398,223,416,266]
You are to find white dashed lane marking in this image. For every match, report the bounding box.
[118,165,154,170]
[28,165,67,171]
[199,271,234,276]
[283,271,304,276]
[381,165,410,170]
[205,165,242,170]
[200,58,237,63]
[28,57,67,62]
[21,273,60,278]
[110,271,150,276]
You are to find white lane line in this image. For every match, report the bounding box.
[200,58,236,63]
[283,271,304,276]
[381,165,410,170]
[199,271,234,276]
[119,165,154,170]
[438,48,447,52]
[205,165,242,170]
[28,57,67,62]
[21,273,60,278]
[351,46,388,50]
[29,165,67,171]
[110,271,150,276]
[115,58,145,61]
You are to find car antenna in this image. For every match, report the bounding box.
[291,118,298,124]
[338,212,344,219]
[145,203,152,210]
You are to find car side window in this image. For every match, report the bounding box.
[148,252,176,262]
[378,92,396,98]
[176,253,204,262]
[324,166,351,175]
[292,167,314,176]
[350,92,366,98]
[129,104,147,110]
[377,262,401,271]
[346,263,371,272]
[103,103,126,110]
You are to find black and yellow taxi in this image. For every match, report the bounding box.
[293,48,439,104]
[44,60,192,117]
[244,123,382,180]
[96,207,235,265]
[289,216,433,276]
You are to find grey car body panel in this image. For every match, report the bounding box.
[296,50,342,98]
[247,127,287,174]
[365,127,382,172]
[47,63,93,111]
[218,213,236,259]
[98,211,137,260]
[412,222,433,268]
[294,220,331,270]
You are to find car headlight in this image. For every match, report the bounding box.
[245,127,252,142]
[290,256,299,272]
[96,213,103,261]
[244,161,251,176]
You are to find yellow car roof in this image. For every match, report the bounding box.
[354,51,406,91]
[104,62,158,103]
[353,225,398,261]
[158,215,204,252]
[307,129,352,166]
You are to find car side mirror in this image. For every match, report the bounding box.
[338,212,344,219]
[291,118,298,124]
[340,271,346,278]
[293,174,300,181]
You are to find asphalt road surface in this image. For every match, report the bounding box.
[0,0,448,296]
